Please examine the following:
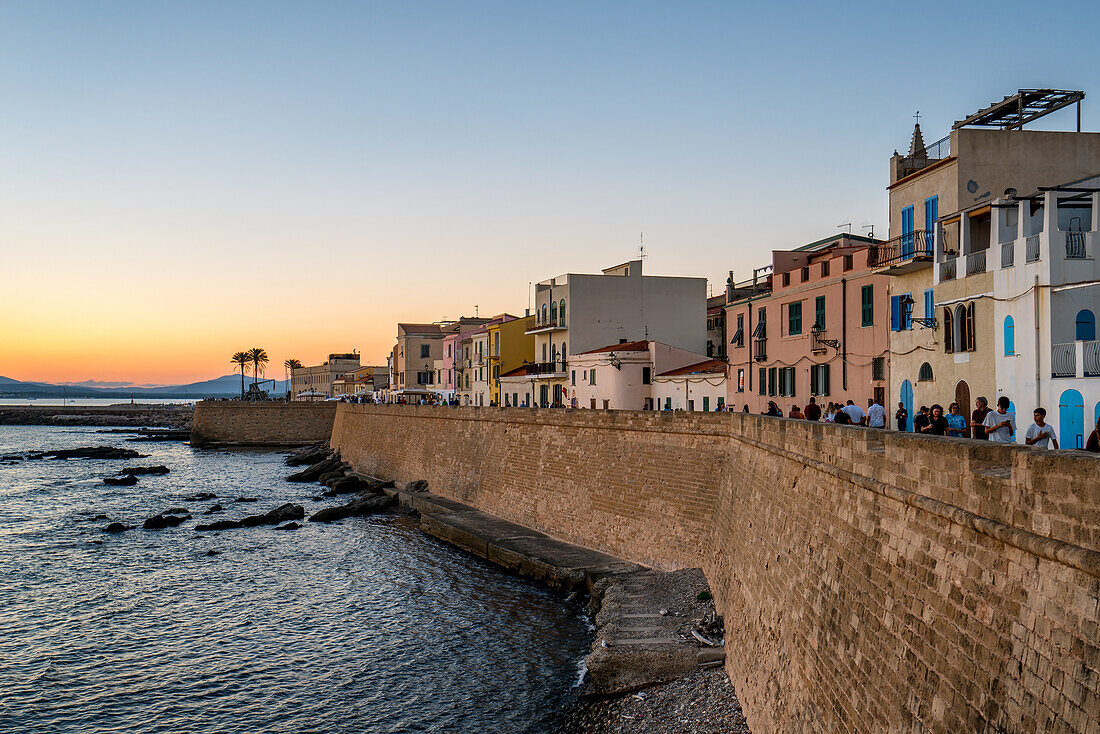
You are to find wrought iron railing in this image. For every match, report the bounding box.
[526,360,567,376]
[1052,343,1076,378]
[1085,341,1100,377]
[1001,242,1014,268]
[527,318,565,331]
[966,250,987,276]
[940,259,957,282]
[868,230,934,267]
[1026,235,1041,262]
[1066,231,1087,259]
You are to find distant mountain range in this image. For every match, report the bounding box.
[0,374,289,398]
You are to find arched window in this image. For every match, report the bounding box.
[561,343,567,361]
[1077,309,1096,341]
[918,362,934,381]
[559,299,566,323]
[943,308,954,353]
[541,304,548,325]
[965,303,975,351]
[550,302,558,325]
[954,304,968,353]
[1004,315,1015,355]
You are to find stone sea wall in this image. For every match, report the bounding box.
[330,404,1100,733]
[190,401,337,447]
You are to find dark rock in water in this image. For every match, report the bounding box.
[205,549,220,556]
[202,504,224,514]
[90,540,104,545]
[329,477,372,494]
[45,446,147,461]
[185,492,217,502]
[318,470,346,486]
[104,474,138,486]
[275,522,300,530]
[119,465,170,476]
[284,442,330,467]
[311,496,324,501]
[195,519,241,531]
[309,494,395,523]
[405,480,429,493]
[240,503,305,527]
[164,507,189,515]
[236,497,258,503]
[142,514,190,530]
[103,522,131,533]
[286,455,342,482]
[94,514,109,520]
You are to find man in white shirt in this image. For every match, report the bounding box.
[1024,407,1059,449]
[865,398,886,429]
[983,396,1017,443]
[841,400,864,425]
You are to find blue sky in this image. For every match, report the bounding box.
[2,1,1099,379]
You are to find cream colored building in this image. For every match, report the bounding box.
[290,353,360,399]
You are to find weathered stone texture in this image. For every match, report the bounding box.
[329,404,1100,733]
[190,401,337,446]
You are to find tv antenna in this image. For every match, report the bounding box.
[862,223,875,238]
[837,222,852,234]
[639,232,647,260]
[474,304,479,317]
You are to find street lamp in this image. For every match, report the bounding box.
[899,294,938,329]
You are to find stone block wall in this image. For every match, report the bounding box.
[330,404,1100,733]
[190,401,337,446]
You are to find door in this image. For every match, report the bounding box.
[954,380,971,437]
[1060,389,1085,449]
[900,380,913,431]
[539,385,548,407]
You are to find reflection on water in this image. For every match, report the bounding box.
[0,426,590,733]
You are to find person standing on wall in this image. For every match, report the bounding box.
[895,402,909,432]
[983,396,1016,443]
[970,397,991,440]
[1024,408,1059,449]
[866,397,886,429]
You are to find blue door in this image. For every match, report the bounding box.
[900,380,914,431]
[901,206,914,257]
[1059,389,1085,449]
[924,196,938,254]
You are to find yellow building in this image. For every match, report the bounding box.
[487,315,535,405]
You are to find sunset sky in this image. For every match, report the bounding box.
[3,1,1099,385]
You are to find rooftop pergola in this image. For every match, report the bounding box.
[953,89,1085,131]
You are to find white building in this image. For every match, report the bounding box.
[569,340,710,410]
[525,259,707,407]
[652,359,729,412]
[988,175,1100,449]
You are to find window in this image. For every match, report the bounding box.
[918,362,934,381]
[782,272,791,287]
[767,367,777,396]
[493,333,499,355]
[718,397,725,410]
[843,254,854,271]
[559,299,566,322]
[1004,316,1015,355]
[801,266,810,282]
[737,369,745,392]
[550,301,557,323]
[872,357,885,381]
[542,304,547,324]
[788,302,802,336]
[821,260,830,277]
[571,370,576,386]
[703,397,710,411]
[944,308,954,352]
[861,285,874,326]
[707,319,713,330]
[809,364,830,396]
[590,369,596,385]
[890,294,913,331]
[419,344,431,358]
[642,367,652,384]
[590,398,597,409]
[417,371,433,385]
[731,314,744,347]
[814,296,826,330]
[966,303,975,351]
[924,289,934,320]
[758,368,766,396]
[541,343,547,361]
[707,340,715,357]
[665,397,672,410]
[924,196,939,250]
[778,367,795,396]
[1077,309,1096,341]
[901,205,915,255]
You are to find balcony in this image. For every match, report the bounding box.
[1052,341,1100,378]
[1001,242,1014,268]
[940,258,957,282]
[1066,231,1088,259]
[965,250,987,276]
[526,360,568,378]
[869,230,934,273]
[1026,235,1041,263]
[525,318,567,335]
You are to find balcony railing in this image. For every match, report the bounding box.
[966,250,987,276]
[1026,235,1041,263]
[1086,341,1100,377]
[526,318,566,332]
[1052,343,1076,378]
[526,360,567,376]
[1066,231,1087,259]
[1001,242,1014,268]
[869,230,934,268]
[940,259,957,282]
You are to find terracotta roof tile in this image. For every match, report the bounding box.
[656,359,727,377]
[578,340,650,355]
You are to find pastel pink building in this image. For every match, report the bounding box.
[725,233,890,414]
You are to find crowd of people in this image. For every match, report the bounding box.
[754,394,1100,452]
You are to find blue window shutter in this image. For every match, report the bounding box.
[924,289,933,319]
[1004,316,1015,355]
[890,296,900,331]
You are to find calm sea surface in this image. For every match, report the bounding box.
[0,426,590,733]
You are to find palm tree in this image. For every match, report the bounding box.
[284,358,302,398]
[248,347,269,388]
[231,352,250,399]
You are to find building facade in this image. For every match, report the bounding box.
[652,359,728,412]
[569,340,708,410]
[487,314,534,406]
[290,353,360,399]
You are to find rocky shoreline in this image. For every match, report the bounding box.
[0,405,193,429]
